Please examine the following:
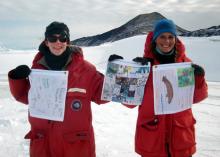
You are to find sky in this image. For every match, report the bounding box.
[0,0,220,49]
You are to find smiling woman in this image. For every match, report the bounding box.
[7,21,109,157]
[44,22,70,55]
[129,19,208,157]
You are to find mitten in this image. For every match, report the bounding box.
[10,65,31,79]
[108,54,123,62]
[132,57,154,65]
[192,64,205,76]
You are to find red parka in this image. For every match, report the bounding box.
[8,49,106,157]
[135,32,208,157]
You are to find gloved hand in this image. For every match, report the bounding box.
[132,57,154,65]
[10,65,31,79]
[192,64,205,76]
[108,54,123,62]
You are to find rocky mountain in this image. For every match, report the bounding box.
[71,12,188,47]
[180,25,220,37]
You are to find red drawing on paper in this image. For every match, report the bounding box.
[162,76,173,104]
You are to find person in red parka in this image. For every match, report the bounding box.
[8,21,107,157]
[110,19,208,157]
[133,19,208,157]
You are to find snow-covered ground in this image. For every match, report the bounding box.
[0,35,220,157]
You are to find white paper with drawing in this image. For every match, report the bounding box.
[153,62,195,115]
[101,60,150,105]
[28,69,68,121]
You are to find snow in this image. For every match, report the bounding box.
[0,35,220,157]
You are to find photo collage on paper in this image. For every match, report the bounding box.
[101,60,150,105]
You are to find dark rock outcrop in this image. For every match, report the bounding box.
[180,25,220,37]
[71,12,188,47]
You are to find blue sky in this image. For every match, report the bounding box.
[0,0,220,49]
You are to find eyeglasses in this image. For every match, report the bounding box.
[47,35,68,43]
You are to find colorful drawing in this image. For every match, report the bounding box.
[177,68,194,87]
[153,62,195,115]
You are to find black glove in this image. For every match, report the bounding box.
[108,54,123,62]
[10,65,31,79]
[192,64,205,76]
[132,57,154,65]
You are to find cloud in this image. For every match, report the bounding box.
[0,0,219,49]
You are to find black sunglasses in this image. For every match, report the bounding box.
[47,35,68,43]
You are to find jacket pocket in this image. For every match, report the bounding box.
[67,91,88,109]
[25,130,49,157]
[63,131,92,157]
[63,130,90,142]
[172,115,196,150]
[136,118,164,152]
